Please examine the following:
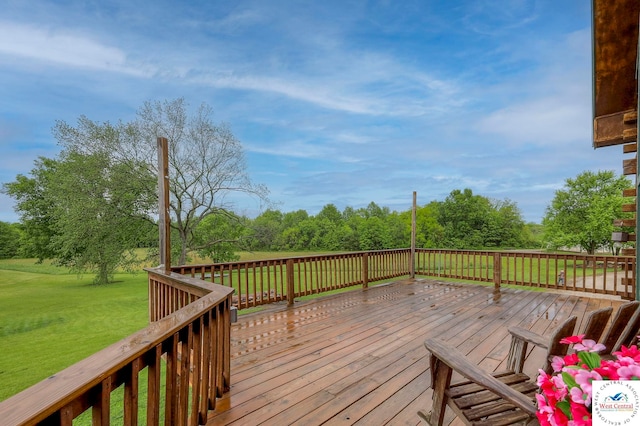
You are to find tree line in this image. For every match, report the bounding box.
[0,97,632,284]
[240,191,537,254]
[0,188,540,264]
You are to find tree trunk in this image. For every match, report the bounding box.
[96,262,110,285]
[179,234,188,265]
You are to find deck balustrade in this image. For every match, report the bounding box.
[0,249,635,425]
[174,249,637,307]
[415,250,635,299]
[0,268,233,426]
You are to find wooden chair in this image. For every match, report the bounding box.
[608,301,640,354]
[579,306,613,343]
[504,306,613,375]
[420,315,576,425]
[418,303,639,425]
[600,301,640,355]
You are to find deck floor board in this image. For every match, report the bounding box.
[207,278,622,425]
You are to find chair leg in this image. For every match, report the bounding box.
[420,356,452,426]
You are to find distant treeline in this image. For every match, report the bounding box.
[192,188,541,261]
[0,188,541,261]
[239,189,540,254]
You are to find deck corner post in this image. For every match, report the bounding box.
[286,259,295,306]
[362,253,369,288]
[410,191,417,279]
[493,252,501,290]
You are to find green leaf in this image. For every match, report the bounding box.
[562,372,578,389]
[577,351,602,370]
[556,400,572,419]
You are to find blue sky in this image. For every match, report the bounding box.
[0,0,623,223]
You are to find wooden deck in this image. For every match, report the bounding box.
[207,278,622,425]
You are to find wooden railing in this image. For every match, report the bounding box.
[0,268,234,426]
[174,249,636,308]
[0,249,635,425]
[415,249,636,299]
[172,249,411,310]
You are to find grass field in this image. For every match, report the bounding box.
[0,259,150,402]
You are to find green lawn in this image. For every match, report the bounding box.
[0,259,149,401]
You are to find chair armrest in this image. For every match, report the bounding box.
[508,326,549,349]
[424,338,537,417]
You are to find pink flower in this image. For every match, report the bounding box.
[536,397,553,426]
[551,375,568,399]
[575,369,601,396]
[537,369,551,386]
[594,363,620,380]
[552,408,570,425]
[614,345,640,362]
[537,333,640,425]
[570,403,592,426]
[552,356,566,372]
[563,353,580,366]
[617,364,640,380]
[560,335,586,345]
[573,339,606,353]
[616,356,638,368]
[570,386,590,406]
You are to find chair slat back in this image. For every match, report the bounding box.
[612,304,640,354]
[543,316,577,373]
[601,301,640,355]
[581,307,613,343]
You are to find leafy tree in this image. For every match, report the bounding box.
[0,221,21,259]
[282,209,309,230]
[485,199,526,248]
[385,211,409,248]
[340,207,362,250]
[55,98,269,265]
[248,209,283,250]
[358,216,390,250]
[543,170,631,254]
[524,222,544,247]
[193,213,244,262]
[281,218,317,250]
[362,201,390,219]
[2,158,59,261]
[316,204,342,224]
[413,201,444,248]
[438,189,493,249]
[3,151,156,284]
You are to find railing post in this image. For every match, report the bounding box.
[493,252,501,290]
[410,191,416,278]
[286,259,295,306]
[362,253,369,289]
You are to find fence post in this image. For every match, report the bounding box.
[493,252,501,291]
[362,253,369,289]
[286,259,295,306]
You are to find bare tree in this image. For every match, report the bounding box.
[54,98,269,265]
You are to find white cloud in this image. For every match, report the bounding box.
[473,29,592,147]
[475,96,591,146]
[0,21,153,76]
